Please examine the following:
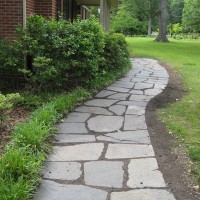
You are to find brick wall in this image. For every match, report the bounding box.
[35,0,57,18]
[0,0,23,39]
[27,0,35,17]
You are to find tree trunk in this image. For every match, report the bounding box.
[155,0,169,42]
[147,0,152,36]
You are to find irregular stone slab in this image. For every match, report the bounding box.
[85,99,118,107]
[124,115,147,130]
[107,86,130,93]
[57,123,88,134]
[129,95,152,102]
[108,105,126,115]
[96,90,116,98]
[97,130,150,144]
[63,112,91,123]
[127,158,166,188]
[117,101,147,107]
[107,93,130,100]
[34,180,108,200]
[88,116,124,132]
[110,82,134,89]
[134,83,154,90]
[84,161,124,188]
[105,144,154,159]
[43,162,82,181]
[110,189,176,200]
[145,88,162,96]
[75,106,113,115]
[129,90,144,95]
[48,143,104,161]
[131,78,147,83]
[154,83,167,90]
[126,106,145,116]
[54,134,96,144]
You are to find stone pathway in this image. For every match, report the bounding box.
[34,58,176,200]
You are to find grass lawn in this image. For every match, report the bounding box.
[126,37,200,184]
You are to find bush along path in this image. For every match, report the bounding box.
[34,58,176,200]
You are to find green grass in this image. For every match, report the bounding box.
[0,62,131,199]
[127,37,200,184]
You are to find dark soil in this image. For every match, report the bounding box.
[146,61,200,200]
[0,107,29,155]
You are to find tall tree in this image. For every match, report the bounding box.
[155,0,169,42]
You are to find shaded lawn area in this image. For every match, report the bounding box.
[126,37,200,184]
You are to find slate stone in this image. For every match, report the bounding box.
[63,112,91,123]
[84,161,124,188]
[129,95,152,102]
[57,123,88,134]
[75,106,113,115]
[134,83,154,90]
[97,130,150,144]
[88,116,124,132]
[127,158,166,188]
[107,86,130,93]
[85,99,118,107]
[54,134,96,144]
[34,180,108,200]
[107,93,130,100]
[117,101,147,107]
[131,78,147,83]
[126,106,145,115]
[145,89,162,96]
[154,83,167,90]
[48,143,104,161]
[43,162,82,181]
[129,90,144,95]
[96,90,116,98]
[124,115,147,130]
[108,105,126,115]
[110,82,134,89]
[105,144,155,159]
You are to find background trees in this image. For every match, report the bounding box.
[111,0,200,37]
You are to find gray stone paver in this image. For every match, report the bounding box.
[85,99,118,107]
[48,143,104,161]
[57,123,88,134]
[54,134,96,144]
[87,116,124,132]
[34,58,176,200]
[84,161,124,188]
[105,144,155,159]
[124,115,147,130]
[43,162,82,180]
[108,105,126,115]
[63,112,91,123]
[34,180,108,200]
[127,158,166,188]
[110,189,176,200]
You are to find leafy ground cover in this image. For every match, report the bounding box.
[0,62,131,199]
[127,37,200,185]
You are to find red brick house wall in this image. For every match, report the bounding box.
[27,0,35,16]
[35,0,57,18]
[0,0,23,39]
[0,0,58,40]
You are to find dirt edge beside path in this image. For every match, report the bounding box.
[145,61,200,200]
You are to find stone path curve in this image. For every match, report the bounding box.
[34,58,176,200]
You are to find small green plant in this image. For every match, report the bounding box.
[0,93,23,129]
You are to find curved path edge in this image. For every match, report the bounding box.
[34,58,176,200]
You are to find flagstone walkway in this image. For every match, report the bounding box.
[34,58,176,200]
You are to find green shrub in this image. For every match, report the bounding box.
[100,33,130,72]
[16,16,105,90]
